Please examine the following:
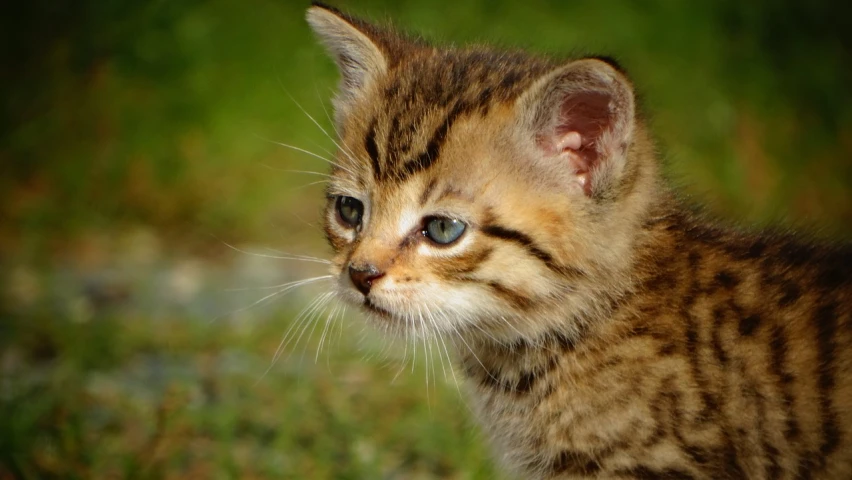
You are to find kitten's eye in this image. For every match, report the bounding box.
[336,196,364,227]
[424,216,466,245]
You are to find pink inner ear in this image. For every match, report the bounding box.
[534,87,619,195]
[543,90,614,195]
[555,90,612,156]
[557,131,583,151]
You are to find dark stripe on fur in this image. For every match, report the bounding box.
[711,307,729,366]
[614,466,696,479]
[739,313,761,337]
[440,247,493,276]
[753,376,783,480]
[488,281,533,310]
[769,325,800,442]
[549,450,601,476]
[365,119,381,179]
[480,224,582,279]
[400,102,466,179]
[419,178,437,205]
[481,224,551,262]
[814,303,841,460]
[463,362,546,396]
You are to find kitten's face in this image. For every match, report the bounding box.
[324,103,575,339]
[308,5,640,342]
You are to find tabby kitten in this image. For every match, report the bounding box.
[305,3,852,479]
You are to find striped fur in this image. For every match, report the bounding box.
[306,4,852,479]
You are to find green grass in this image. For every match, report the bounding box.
[2,0,852,478]
[3,0,851,257]
[1,295,497,479]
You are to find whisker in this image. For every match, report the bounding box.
[291,292,336,363]
[316,300,342,364]
[422,304,449,382]
[410,312,418,374]
[291,179,330,191]
[258,291,334,384]
[392,313,413,384]
[449,317,498,385]
[210,275,331,324]
[224,275,332,292]
[259,164,332,178]
[416,307,434,406]
[259,136,334,163]
[282,88,360,164]
[494,314,527,341]
[466,317,507,346]
[259,246,327,261]
[257,135,358,177]
[299,294,334,365]
[336,305,347,343]
[432,308,479,415]
[428,304,459,388]
[416,306,428,390]
[274,213,321,236]
[314,83,342,138]
[218,239,331,265]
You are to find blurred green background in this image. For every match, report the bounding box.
[1,0,851,478]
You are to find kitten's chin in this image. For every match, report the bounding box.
[356,296,434,338]
[363,297,395,320]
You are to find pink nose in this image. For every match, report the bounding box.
[348,264,385,295]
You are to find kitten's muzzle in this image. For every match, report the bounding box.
[348,264,385,296]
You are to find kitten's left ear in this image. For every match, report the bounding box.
[520,58,636,198]
[306,3,405,117]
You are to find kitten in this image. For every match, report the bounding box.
[305,3,852,479]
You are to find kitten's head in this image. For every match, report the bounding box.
[306,3,658,343]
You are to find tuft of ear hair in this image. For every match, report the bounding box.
[523,58,635,198]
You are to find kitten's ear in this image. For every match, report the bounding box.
[521,58,635,198]
[306,3,398,114]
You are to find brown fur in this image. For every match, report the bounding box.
[306,3,852,478]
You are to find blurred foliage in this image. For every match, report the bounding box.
[2,0,852,262]
[1,298,495,479]
[2,0,852,478]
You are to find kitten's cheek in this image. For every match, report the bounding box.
[364,277,399,300]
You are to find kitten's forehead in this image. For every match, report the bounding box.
[344,48,553,183]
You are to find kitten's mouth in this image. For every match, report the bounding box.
[363,297,395,319]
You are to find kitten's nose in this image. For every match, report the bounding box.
[348,264,385,296]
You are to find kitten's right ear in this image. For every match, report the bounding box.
[520,58,636,199]
[306,3,394,114]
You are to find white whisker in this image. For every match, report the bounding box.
[292,179,330,190]
[259,164,331,178]
[292,292,335,363]
[314,85,345,142]
[257,291,334,384]
[211,275,331,324]
[422,304,449,382]
[450,317,496,385]
[257,135,358,177]
[429,305,459,388]
[225,275,332,292]
[283,89,360,164]
[316,300,342,365]
[218,239,331,265]
[495,314,526,341]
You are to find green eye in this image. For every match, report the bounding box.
[336,196,363,227]
[424,217,466,245]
